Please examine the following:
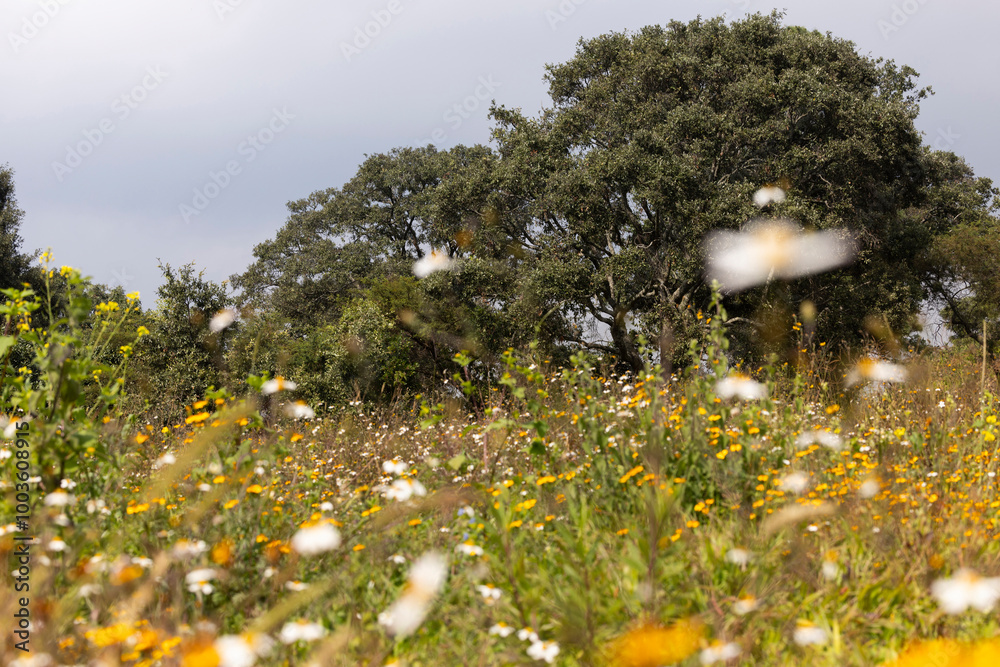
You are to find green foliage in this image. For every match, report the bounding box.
[0,164,40,293]
[130,262,232,417]
[223,13,1000,405]
[1,259,142,496]
[488,11,986,367]
[287,296,419,405]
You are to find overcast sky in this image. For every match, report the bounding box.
[3,0,997,321]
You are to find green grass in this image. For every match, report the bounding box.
[6,282,1000,665]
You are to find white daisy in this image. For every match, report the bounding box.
[284,401,315,420]
[705,218,855,293]
[796,429,843,451]
[261,377,297,395]
[412,250,454,278]
[279,620,326,644]
[85,498,108,514]
[846,358,907,388]
[715,373,767,400]
[477,584,501,602]
[517,628,539,642]
[489,622,514,637]
[291,523,341,556]
[378,552,447,637]
[778,471,810,494]
[0,414,29,439]
[214,634,272,667]
[456,542,484,557]
[526,639,560,663]
[43,491,75,507]
[209,309,237,333]
[858,478,881,499]
[792,621,827,646]
[931,569,1000,614]
[725,548,752,567]
[172,539,208,560]
[384,478,427,502]
[153,452,177,469]
[734,595,759,615]
[382,459,408,475]
[753,185,786,207]
[700,641,741,664]
[186,568,218,595]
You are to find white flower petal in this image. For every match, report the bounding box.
[413,250,454,278]
[291,523,341,556]
[753,185,786,207]
[705,219,855,293]
[209,309,237,333]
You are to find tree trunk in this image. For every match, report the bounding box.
[610,318,643,374]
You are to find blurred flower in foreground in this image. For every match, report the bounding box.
[489,622,514,637]
[700,641,741,664]
[704,218,855,293]
[930,569,1000,614]
[846,358,907,388]
[527,639,560,663]
[173,539,208,560]
[965,639,1000,665]
[153,452,177,470]
[215,633,272,667]
[477,583,502,603]
[792,620,827,646]
[291,522,342,556]
[378,551,448,637]
[796,429,843,451]
[753,185,786,207]
[284,401,315,420]
[279,620,326,644]
[186,568,218,595]
[715,373,767,400]
[384,478,427,502]
[733,595,759,615]
[778,471,810,494]
[726,548,752,568]
[821,551,840,581]
[859,477,881,499]
[610,619,704,667]
[261,376,297,395]
[0,414,29,439]
[43,490,75,507]
[883,639,965,667]
[413,250,454,278]
[383,459,407,475]
[209,308,237,333]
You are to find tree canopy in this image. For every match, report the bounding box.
[0,164,40,291]
[226,11,999,402]
[486,13,997,368]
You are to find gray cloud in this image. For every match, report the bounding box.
[3,0,998,305]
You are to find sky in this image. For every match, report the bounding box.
[2,0,997,333]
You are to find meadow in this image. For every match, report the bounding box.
[4,259,1000,666]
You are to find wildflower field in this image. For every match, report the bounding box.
[5,259,1000,666]
[8,7,1000,666]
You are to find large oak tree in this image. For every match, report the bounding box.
[489,12,991,368]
